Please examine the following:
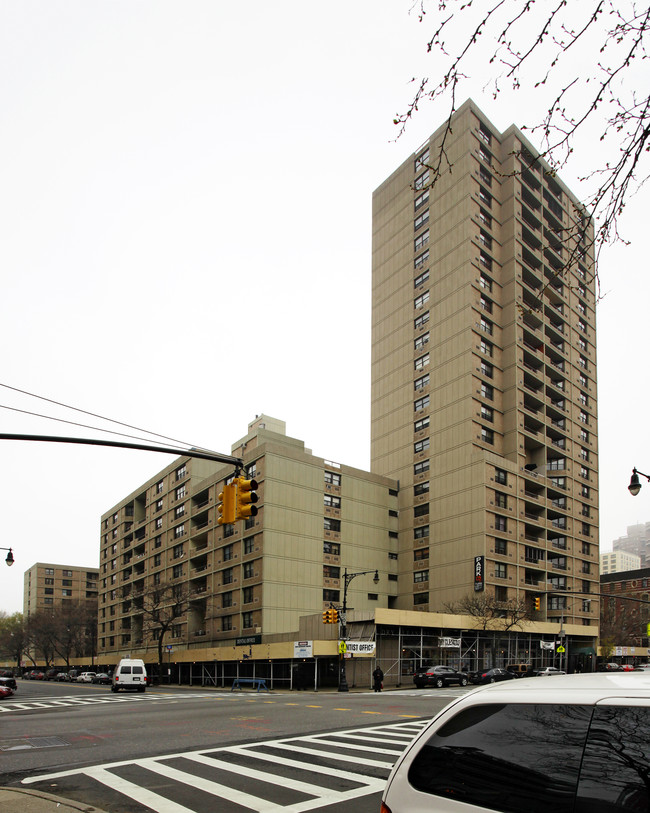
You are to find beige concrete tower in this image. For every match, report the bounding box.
[371,99,599,627]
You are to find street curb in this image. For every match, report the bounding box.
[0,786,108,812]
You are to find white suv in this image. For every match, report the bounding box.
[76,672,96,683]
[381,672,650,812]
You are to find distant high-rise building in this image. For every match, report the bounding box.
[600,550,641,575]
[613,522,650,568]
[23,562,99,616]
[371,99,599,626]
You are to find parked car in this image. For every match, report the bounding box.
[67,669,81,682]
[597,662,623,672]
[44,668,60,680]
[414,665,468,689]
[0,685,14,699]
[505,663,532,678]
[92,673,111,685]
[25,670,44,680]
[55,672,69,681]
[77,672,97,683]
[536,666,566,676]
[0,676,17,691]
[381,672,650,813]
[620,663,636,672]
[469,667,516,685]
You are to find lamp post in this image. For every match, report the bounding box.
[0,547,14,567]
[338,568,379,692]
[628,468,650,496]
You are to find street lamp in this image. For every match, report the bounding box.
[628,468,650,496]
[338,567,379,692]
[0,547,14,567]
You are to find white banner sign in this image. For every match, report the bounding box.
[540,641,556,650]
[294,640,313,658]
[343,641,376,656]
[439,637,461,648]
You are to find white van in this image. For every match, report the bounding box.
[111,659,147,693]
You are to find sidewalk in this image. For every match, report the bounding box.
[0,787,109,812]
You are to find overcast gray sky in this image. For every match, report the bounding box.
[1,1,648,614]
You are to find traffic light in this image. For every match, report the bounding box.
[330,608,339,624]
[534,597,541,611]
[235,477,258,521]
[217,482,237,525]
[322,610,329,624]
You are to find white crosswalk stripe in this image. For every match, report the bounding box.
[0,692,218,713]
[22,719,431,812]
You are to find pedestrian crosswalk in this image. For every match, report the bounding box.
[0,691,218,713]
[22,719,430,812]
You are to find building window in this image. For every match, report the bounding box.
[413,570,429,583]
[414,269,430,288]
[414,210,429,231]
[495,538,507,555]
[155,517,163,530]
[414,169,430,190]
[324,517,341,533]
[414,332,429,351]
[480,361,494,378]
[414,416,430,433]
[414,311,430,330]
[414,395,430,412]
[494,468,507,485]
[414,548,429,561]
[481,382,494,400]
[414,249,430,270]
[175,464,187,481]
[479,186,492,207]
[175,504,185,519]
[324,494,341,509]
[495,515,507,532]
[414,460,430,475]
[414,481,430,496]
[324,471,341,486]
[479,316,493,335]
[223,544,234,561]
[414,525,429,540]
[414,353,430,371]
[244,537,255,555]
[414,504,429,518]
[415,148,429,170]
[480,339,493,357]
[478,208,492,228]
[414,291,430,309]
[414,592,429,605]
[221,616,233,632]
[242,612,253,629]
[414,190,429,210]
[495,563,507,579]
[172,564,183,579]
[481,427,494,444]
[153,553,161,567]
[323,589,340,602]
[323,541,340,555]
[495,492,507,509]
[481,405,494,422]
[414,230,429,252]
[175,484,186,500]
[156,480,164,493]
[323,565,340,579]
[414,438,430,454]
[414,374,430,391]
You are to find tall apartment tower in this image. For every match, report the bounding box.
[371,100,599,627]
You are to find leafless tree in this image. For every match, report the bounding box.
[140,581,196,683]
[397,1,650,278]
[600,593,642,649]
[445,593,532,631]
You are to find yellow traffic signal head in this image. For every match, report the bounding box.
[322,610,329,624]
[217,482,237,525]
[331,609,339,624]
[534,597,541,611]
[235,477,259,521]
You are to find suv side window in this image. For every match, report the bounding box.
[408,703,592,812]
[576,705,650,810]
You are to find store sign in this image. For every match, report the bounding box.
[474,556,484,592]
[540,641,556,650]
[237,635,261,646]
[439,637,461,649]
[344,641,376,655]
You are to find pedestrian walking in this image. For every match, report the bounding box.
[373,666,384,692]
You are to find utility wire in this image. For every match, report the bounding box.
[0,382,200,449]
[0,403,190,450]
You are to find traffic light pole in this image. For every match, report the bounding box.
[338,568,379,693]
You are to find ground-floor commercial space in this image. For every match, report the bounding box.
[83,608,602,690]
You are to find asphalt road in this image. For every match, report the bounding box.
[0,679,471,811]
